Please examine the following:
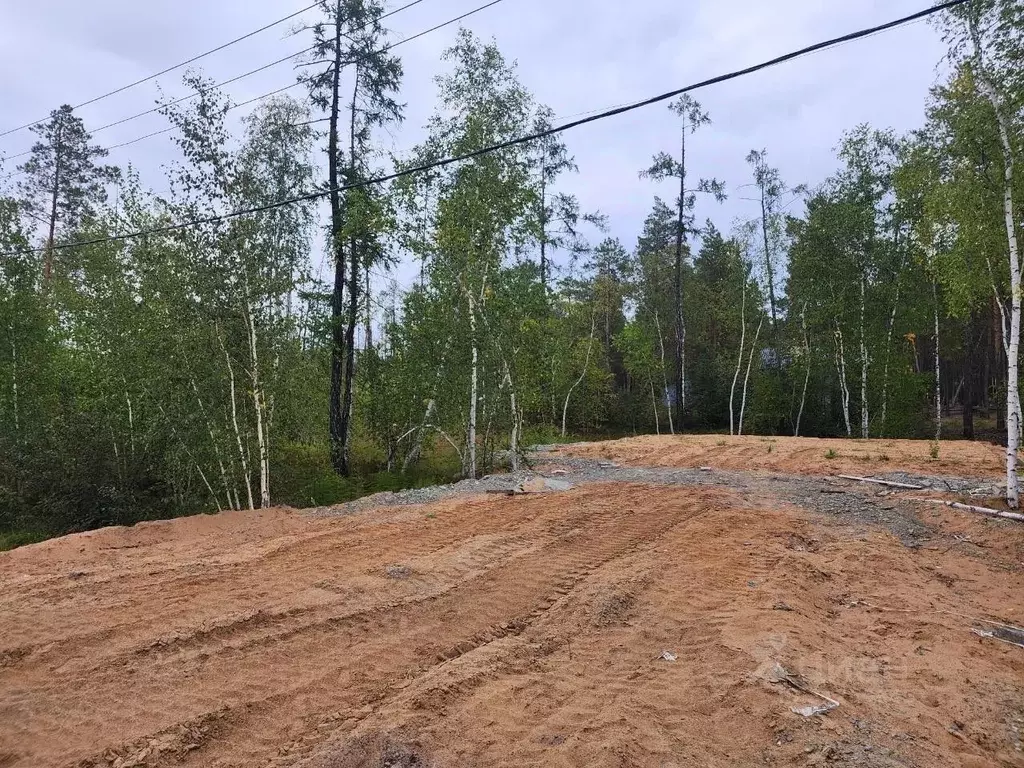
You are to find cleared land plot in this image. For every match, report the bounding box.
[1,436,1022,767]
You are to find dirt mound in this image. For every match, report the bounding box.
[555,434,1006,478]
[1,439,1022,767]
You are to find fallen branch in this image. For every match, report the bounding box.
[858,601,1022,632]
[837,475,923,489]
[906,497,1024,523]
[767,663,840,717]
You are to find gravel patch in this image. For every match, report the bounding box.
[307,450,1005,547]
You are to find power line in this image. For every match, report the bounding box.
[0,2,322,140]
[2,0,971,258]
[1,0,502,167]
[3,0,431,158]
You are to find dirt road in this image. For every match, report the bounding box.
[1,437,1022,767]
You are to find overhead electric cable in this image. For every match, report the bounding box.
[0,1,324,139]
[1,0,501,166]
[1,0,971,258]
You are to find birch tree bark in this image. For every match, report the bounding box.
[859,273,870,439]
[795,303,811,437]
[969,16,1021,507]
[653,310,674,435]
[738,315,763,436]
[834,324,853,437]
[933,280,942,443]
[563,310,597,438]
[729,272,747,436]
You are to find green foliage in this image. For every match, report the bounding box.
[2,12,1022,541]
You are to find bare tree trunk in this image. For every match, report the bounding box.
[971,17,1021,507]
[674,124,687,427]
[218,332,254,511]
[987,256,1022,437]
[502,361,520,472]
[834,324,852,437]
[123,384,135,458]
[738,315,764,436]
[42,113,64,290]
[880,291,901,437]
[729,273,747,436]
[795,302,811,437]
[337,69,362,478]
[185,368,235,510]
[539,174,548,297]
[563,310,597,438]
[653,309,674,434]
[245,303,270,508]
[650,380,660,435]
[158,404,222,512]
[859,273,869,439]
[933,280,942,443]
[402,398,435,474]
[326,6,347,476]
[467,293,479,478]
[761,190,778,333]
[364,264,373,352]
[9,329,19,437]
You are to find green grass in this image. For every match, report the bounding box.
[825,449,839,460]
[0,530,48,552]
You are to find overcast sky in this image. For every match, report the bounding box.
[0,0,951,292]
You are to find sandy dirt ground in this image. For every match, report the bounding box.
[556,434,1007,480]
[1,438,1023,768]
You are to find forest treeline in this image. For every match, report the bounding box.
[1,0,1022,541]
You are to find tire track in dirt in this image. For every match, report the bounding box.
[1,485,708,768]
[0,499,558,679]
[178,485,708,768]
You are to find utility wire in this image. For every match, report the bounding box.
[4,0,431,155]
[0,2,323,139]
[2,0,971,258]
[1,0,500,166]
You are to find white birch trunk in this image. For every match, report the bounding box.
[739,315,763,436]
[501,361,520,472]
[467,293,478,479]
[970,17,1021,507]
[880,283,901,436]
[654,310,674,435]
[650,380,660,435]
[563,311,597,438]
[9,329,19,436]
[795,302,810,437]
[859,274,869,439]
[729,274,747,436]
[124,387,135,458]
[834,324,852,437]
[245,304,271,508]
[220,336,254,510]
[933,281,942,443]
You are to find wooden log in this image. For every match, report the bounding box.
[837,474,924,489]
[906,497,1024,523]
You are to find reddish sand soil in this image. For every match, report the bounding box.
[1,438,1022,768]
[557,434,1007,479]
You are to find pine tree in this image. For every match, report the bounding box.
[16,105,119,287]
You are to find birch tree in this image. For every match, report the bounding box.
[938,0,1023,506]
